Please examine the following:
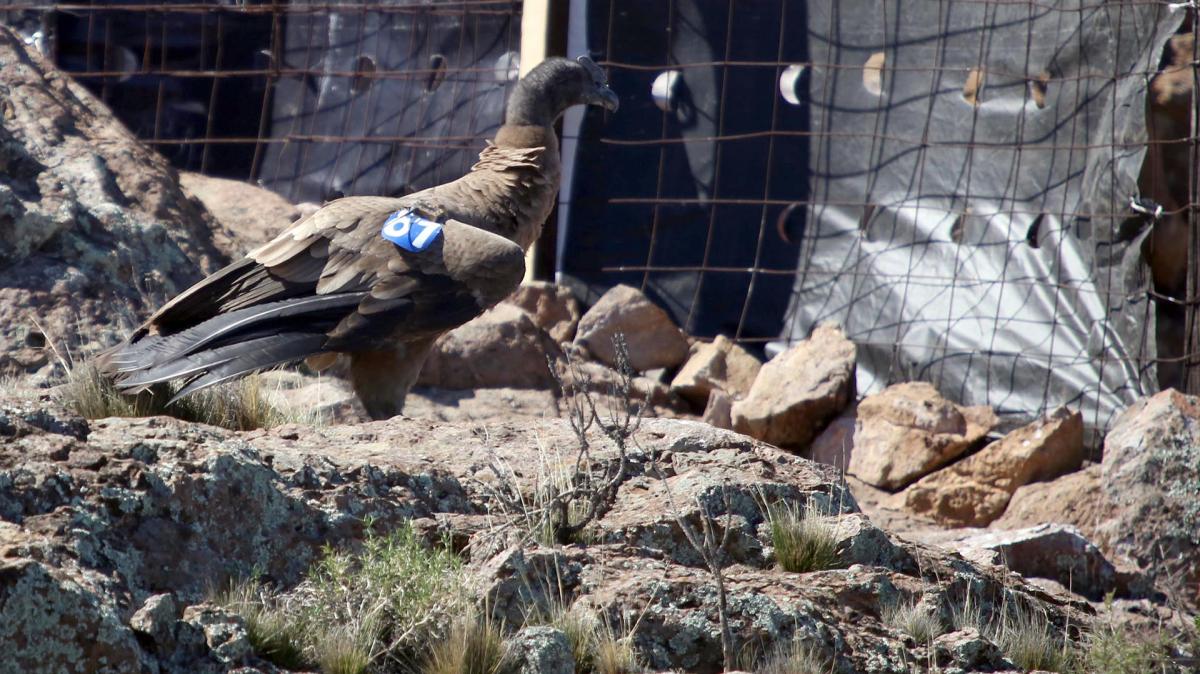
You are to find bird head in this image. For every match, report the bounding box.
[506,55,619,126]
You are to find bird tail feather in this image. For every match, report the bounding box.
[105,292,368,401]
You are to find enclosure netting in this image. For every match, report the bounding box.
[556,0,1193,440]
[2,0,1196,440]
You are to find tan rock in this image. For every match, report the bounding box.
[503,281,582,343]
[992,464,1104,534]
[899,409,1084,526]
[180,171,302,258]
[670,335,761,407]
[573,284,689,372]
[807,407,857,472]
[418,304,562,389]
[846,382,996,491]
[701,390,734,430]
[730,323,856,448]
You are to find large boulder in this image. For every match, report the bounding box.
[179,171,302,258]
[573,284,689,372]
[1097,389,1200,606]
[952,524,1117,600]
[898,409,1084,526]
[418,304,563,389]
[0,27,225,381]
[670,335,761,407]
[847,382,997,491]
[730,323,856,448]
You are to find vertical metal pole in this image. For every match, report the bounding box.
[519,0,551,283]
[1186,11,1200,393]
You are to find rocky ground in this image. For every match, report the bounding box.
[1,22,1199,674]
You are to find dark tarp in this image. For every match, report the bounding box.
[260,1,520,203]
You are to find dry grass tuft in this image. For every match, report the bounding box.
[421,610,509,674]
[755,638,832,674]
[882,598,944,644]
[61,362,311,431]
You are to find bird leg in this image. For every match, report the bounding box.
[348,338,436,420]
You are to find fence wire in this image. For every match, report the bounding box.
[555,0,1196,438]
[1,0,1196,438]
[2,0,521,203]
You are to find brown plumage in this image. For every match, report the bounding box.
[102,56,618,419]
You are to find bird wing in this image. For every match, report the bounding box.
[109,196,525,398]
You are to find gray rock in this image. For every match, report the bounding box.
[0,26,224,383]
[953,524,1116,600]
[182,604,252,665]
[130,593,180,648]
[505,626,575,674]
[930,628,1007,670]
[1098,390,1200,606]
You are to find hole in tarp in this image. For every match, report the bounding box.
[1030,73,1050,109]
[862,52,885,96]
[775,202,805,244]
[1026,213,1046,248]
[858,204,877,233]
[963,68,985,106]
[425,54,448,93]
[950,210,967,244]
[352,55,376,94]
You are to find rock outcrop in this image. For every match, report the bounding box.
[0,27,225,382]
[1097,389,1200,607]
[0,391,1095,673]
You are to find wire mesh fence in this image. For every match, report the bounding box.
[2,0,1196,439]
[555,0,1196,438]
[1,0,522,203]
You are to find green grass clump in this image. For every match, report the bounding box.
[765,501,842,573]
[62,362,307,431]
[215,524,468,673]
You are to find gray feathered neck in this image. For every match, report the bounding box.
[505,57,590,127]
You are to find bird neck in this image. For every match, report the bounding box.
[504,80,561,127]
[492,124,558,156]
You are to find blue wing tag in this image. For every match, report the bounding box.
[381,209,444,252]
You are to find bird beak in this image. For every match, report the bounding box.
[588,84,620,112]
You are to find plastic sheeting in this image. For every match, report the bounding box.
[260,2,520,203]
[559,0,1185,440]
[780,1,1183,436]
